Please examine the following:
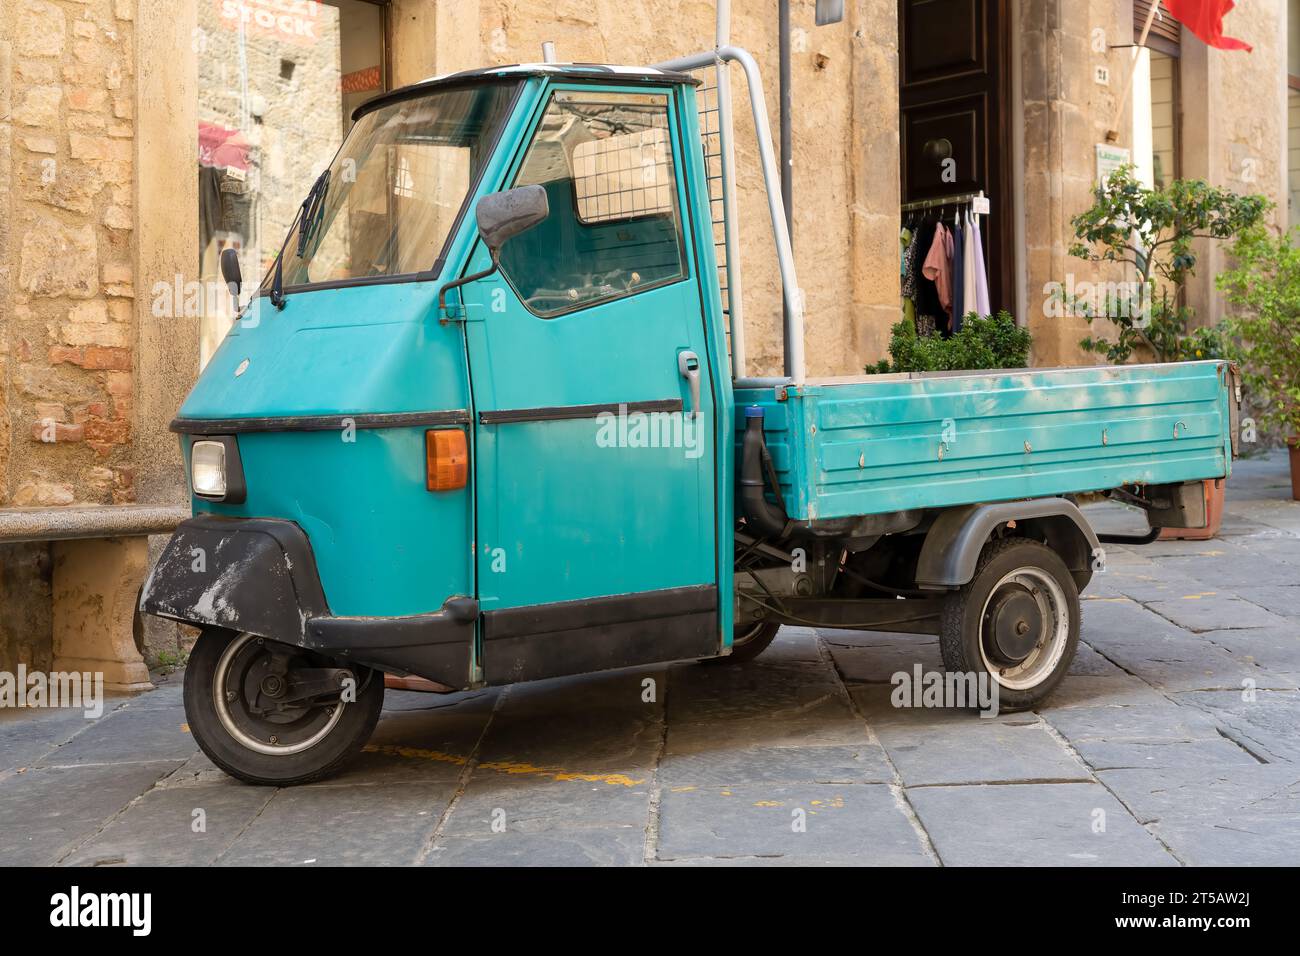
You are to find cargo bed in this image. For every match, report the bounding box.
[735,360,1238,521]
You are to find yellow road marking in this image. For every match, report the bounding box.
[361,744,644,787]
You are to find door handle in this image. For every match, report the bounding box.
[678,351,701,419]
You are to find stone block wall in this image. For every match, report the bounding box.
[1,0,138,509]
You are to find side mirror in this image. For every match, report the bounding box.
[475,184,549,254]
[437,185,550,319]
[220,247,242,297]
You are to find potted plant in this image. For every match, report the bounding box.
[867,311,1031,374]
[1218,224,1300,500]
[1067,167,1269,535]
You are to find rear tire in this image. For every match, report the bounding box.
[939,537,1079,712]
[183,627,384,786]
[702,621,780,665]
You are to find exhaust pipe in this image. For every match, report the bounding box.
[741,406,791,538]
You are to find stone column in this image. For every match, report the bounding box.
[51,536,152,691]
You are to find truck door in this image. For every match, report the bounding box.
[460,84,720,684]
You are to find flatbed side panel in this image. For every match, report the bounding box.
[736,361,1232,520]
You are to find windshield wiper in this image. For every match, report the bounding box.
[297,169,331,257]
[268,170,330,310]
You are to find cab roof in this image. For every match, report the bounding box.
[353,62,699,121]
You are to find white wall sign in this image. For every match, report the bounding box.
[1096,144,1131,185]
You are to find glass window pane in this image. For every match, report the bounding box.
[277,84,516,288]
[196,0,386,363]
[500,91,688,316]
[1149,51,1178,190]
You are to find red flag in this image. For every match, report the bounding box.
[1162,0,1252,52]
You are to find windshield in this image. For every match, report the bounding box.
[270,81,518,290]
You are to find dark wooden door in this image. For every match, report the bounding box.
[899,0,1012,313]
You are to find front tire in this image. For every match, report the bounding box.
[184,627,384,786]
[939,537,1079,712]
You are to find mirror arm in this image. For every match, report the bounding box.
[436,249,501,324]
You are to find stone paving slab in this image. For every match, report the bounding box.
[1145,596,1292,633]
[1037,671,1171,710]
[1079,597,1290,691]
[426,826,647,866]
[0,761,182,865]
[34,700,199,767]
[1231,586,1300,619]
[1193,626,1300,679]
[907,782,1177,866]
[1098,765,1300,865]
[665,658,868,754]
[656,783,933,865]
[1173,689,1300,764]
[215,783,455,866]
[659,743,894,787]
[62,783,274,867]
[1155,553,1300,589]
[820,639,943,684]
[441,773,652,837]
[849,687,1090,786]
[475,671,665,773]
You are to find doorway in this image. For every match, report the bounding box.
[898,0,1014,313]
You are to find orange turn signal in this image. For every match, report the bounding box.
[426,429,468,491]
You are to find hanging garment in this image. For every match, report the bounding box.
[971,211,991,318]
[961,210,978,326]
[921,221,953,318]
[912,218,944,332]
[901,225,921,300]
[950,216,965,333]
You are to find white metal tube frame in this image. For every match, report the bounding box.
[713,0,746,378]
[656,45,806,386]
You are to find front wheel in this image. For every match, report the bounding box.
[183,628,384,786]
[939,537,1079,712]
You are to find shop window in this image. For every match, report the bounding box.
[499,91,688,317]
[196,0,388,363]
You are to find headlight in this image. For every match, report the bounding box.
[191,440,227,498]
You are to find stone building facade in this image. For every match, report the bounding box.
[0,0,1290,675]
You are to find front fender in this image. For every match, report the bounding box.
[140,515,327,642]
[140,515,478,688]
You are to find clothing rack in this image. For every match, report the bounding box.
[901,190,989,215]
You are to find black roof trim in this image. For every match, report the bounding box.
[352,63,700,121]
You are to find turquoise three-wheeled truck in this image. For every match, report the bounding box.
[142,46,1240,784]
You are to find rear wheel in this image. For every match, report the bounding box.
[184,627,384,786]
[703,620,780,665]
[939,537,1079,712]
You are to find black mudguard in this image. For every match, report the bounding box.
[141,515,477,688]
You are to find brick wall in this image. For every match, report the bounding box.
[2,0,138,509]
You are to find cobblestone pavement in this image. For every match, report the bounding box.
[3,452,1298,866]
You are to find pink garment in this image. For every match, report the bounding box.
[921,222,953,316]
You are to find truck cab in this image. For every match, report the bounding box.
[143,58,1238,786]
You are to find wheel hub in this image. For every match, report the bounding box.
[214,633,351,756]
[983,582,1043,665]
